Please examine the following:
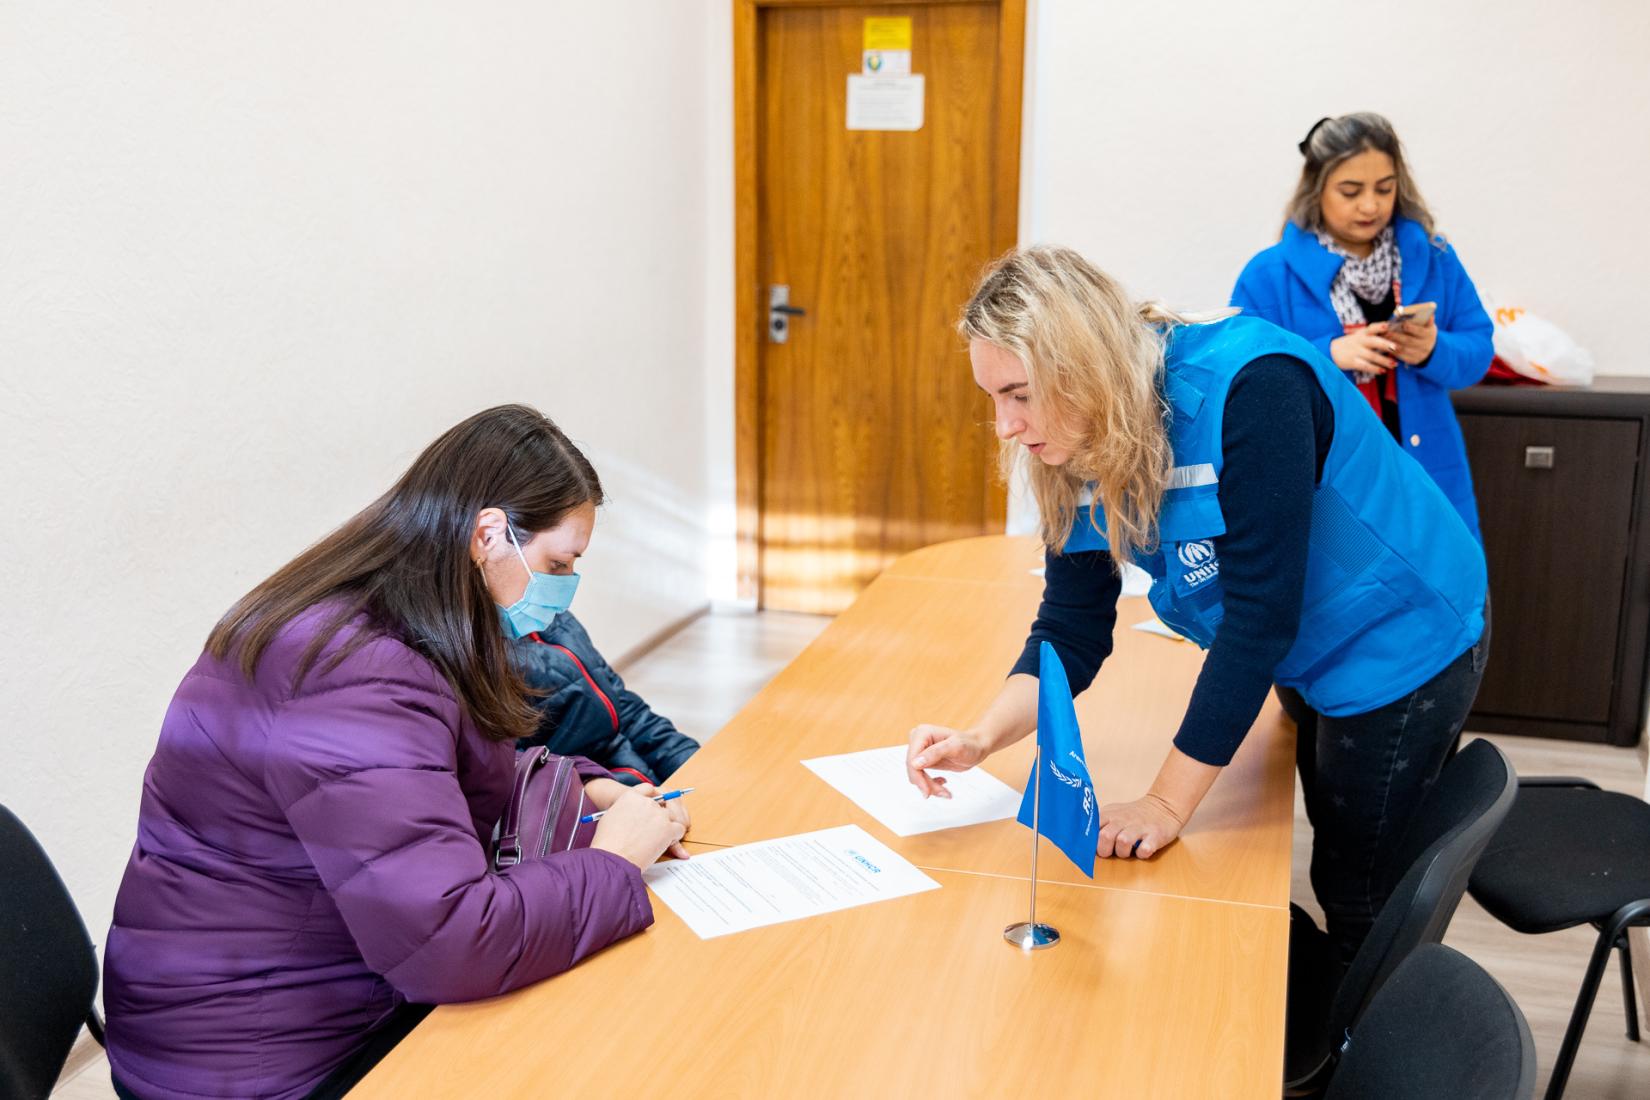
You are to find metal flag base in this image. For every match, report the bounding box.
[1003,921,1061,950]
[1004,744,1060,950]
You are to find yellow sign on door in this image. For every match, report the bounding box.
[863,16,912,52]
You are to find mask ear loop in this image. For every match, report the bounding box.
[504,522,534,580]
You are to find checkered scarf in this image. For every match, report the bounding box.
[1318,224,1400,328]
[1318,225,1401,384]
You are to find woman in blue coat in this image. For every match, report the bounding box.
[1231,112,1493,541]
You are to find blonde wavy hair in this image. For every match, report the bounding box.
[959,246,1228,564]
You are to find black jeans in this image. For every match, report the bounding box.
[1279,603,1490,967]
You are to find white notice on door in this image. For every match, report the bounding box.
[846,74,924,131]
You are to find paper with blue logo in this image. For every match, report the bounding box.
[642,824,939,939]
[1016,641,1100,877]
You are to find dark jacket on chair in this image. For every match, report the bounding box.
[512,613,698,785]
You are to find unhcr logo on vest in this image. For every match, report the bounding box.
[1176,539,1220,588]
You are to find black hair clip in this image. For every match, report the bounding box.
[1298,116,1332,156]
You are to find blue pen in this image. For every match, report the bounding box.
[579,787,695,824]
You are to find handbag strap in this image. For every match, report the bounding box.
[496,747,551,869]
[564,786,590,853]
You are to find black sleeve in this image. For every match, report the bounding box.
[1009,546,1121,694]
[1171,353,1330,766]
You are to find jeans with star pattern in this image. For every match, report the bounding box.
[1277,601,1490,968]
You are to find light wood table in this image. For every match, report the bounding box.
[675,537,1296,908]
[357,536,1293,1098]
[357,859,1286,1099]
[877,530,1049,585]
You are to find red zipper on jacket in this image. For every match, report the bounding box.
[528,633,619,732]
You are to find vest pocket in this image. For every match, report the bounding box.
[1275,572,1414,692]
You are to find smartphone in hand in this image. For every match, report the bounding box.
[1386,301,1437,333]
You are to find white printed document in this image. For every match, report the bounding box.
[644,825,939,939]
[802,744,1021,836]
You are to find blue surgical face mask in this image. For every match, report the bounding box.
[495,524,580,640]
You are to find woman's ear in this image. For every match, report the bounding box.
[470,507,509,565]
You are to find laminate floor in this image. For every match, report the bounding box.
[55,609,1648,1099]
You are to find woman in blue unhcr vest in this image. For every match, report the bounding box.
[1232,112,1494,541]
[904,246,1488,965]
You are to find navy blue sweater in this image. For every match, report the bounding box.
[1010,354,1334,766]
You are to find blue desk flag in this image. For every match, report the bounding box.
[1016,641,1099,877]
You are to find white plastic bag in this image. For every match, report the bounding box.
[1486,304,1595,386]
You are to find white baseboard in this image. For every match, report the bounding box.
[610,604,711,672]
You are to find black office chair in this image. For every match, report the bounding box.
[1324,942,1536,1099]
[1467,775,1650,1100]
[1286,738,1518,1094]
[1,803,105,1100]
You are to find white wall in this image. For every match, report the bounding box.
[699,0,1650,558]
[7,0,1644,969]
[701,2,741,606]
[1023,0,1650,374]
[0,2,718,953]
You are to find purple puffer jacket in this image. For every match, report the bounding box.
[104,605,653,1100]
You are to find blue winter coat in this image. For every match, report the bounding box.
[511,612,699,785]
[1231,216,1493,541]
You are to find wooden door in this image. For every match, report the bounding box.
[736,1,1024,613]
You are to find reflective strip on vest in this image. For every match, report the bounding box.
[1166,463,1217,490]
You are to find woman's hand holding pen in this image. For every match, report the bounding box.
[582,777,631,811]
[589,784,690,869]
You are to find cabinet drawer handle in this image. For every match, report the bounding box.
[1525,446,1555,469]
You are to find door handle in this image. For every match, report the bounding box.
[768,285,807,343]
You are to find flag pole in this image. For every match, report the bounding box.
[1029,743,1041,924]
[1004,743,1060,950]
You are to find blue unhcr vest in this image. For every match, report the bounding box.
[1066,315,1486,717]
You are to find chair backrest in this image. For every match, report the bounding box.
[1325,943,1536,1100]
[1326,738,1517,1045]
[0,803,100,1100]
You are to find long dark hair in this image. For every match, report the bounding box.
[206,404,603,742]
[1284,111,1440,242]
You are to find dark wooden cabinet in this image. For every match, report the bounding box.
[1453,377,1650,746]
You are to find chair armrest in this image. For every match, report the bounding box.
[1518,776,1601,790]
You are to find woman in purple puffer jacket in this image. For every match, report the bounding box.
[104,405,689,1100]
